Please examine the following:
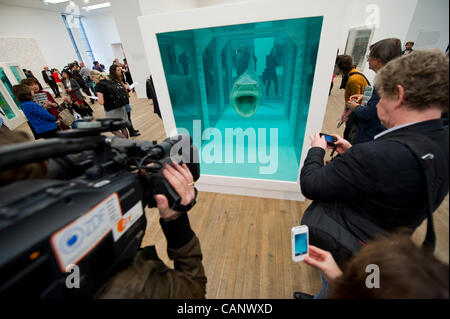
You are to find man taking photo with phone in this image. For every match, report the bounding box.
[295,49,449,299]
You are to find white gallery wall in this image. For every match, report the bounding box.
[405,0,449,52]
[108,0,260,98]
[109,0,448,98]
[83,11,121,69]
[138,0,199,14]
[109,0,149,98]
[1,0,445,96]
[0,3,77,86]
[336,0,419,84]
[0,37,47,85]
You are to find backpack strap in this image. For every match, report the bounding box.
[340,71,371,89]
[348,71,371,87]
[381,131,448,251]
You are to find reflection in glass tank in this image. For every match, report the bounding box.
[156,16,323,182]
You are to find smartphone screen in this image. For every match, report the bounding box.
[323,134,335,143]
[294,232,308,256]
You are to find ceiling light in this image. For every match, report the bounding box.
[82,2,111,11]
[44,0,69,4]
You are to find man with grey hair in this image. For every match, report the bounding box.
[295,50,449,299]
[79,62,96,97]
[41,66,60,98]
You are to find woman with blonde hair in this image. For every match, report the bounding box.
[90,69,129,138]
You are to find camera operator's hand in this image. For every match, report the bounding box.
[329,134,352,154]
[310,132,327,150]
[304,245,343,283]
[155,162,196,222]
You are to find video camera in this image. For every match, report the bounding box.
[0,118,200,298]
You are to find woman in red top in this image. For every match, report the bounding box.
[52,68,65,98]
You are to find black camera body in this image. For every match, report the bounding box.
[0,119,199,298]
[0,174,145,298]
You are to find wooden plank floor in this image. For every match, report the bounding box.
[15,80,449,298]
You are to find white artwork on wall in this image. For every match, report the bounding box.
[0,61,27,130]
[344,26,375,71]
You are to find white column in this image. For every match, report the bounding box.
[110,0,151,98]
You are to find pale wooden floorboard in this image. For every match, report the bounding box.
[14,79,449,298]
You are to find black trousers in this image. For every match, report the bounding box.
[71,102,93,117]
[48,80,60,97]
[343,112,356,141]
[127,111,138,134]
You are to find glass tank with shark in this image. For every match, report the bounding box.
[156,16,323,182]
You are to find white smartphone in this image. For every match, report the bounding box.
[291,225,309,262]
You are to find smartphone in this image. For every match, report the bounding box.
[291,225,309,262]
[319,133,338,146]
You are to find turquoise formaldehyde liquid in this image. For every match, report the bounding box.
[156,16,323,182]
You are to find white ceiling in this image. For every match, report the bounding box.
[0,0,112,16]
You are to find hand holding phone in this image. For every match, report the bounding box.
[319,133,338,146]
[349,94,363,104]
[291,225,308,262]
[303,245,343,282]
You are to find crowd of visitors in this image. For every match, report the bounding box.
[10,58,138,140]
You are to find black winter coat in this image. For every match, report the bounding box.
[301,119,448,231]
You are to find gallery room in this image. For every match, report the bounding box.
[0,0,448,303]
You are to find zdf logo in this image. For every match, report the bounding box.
[117,215,132,233]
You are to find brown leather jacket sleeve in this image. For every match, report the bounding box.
[94,215,207,299]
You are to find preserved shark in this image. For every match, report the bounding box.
[230,52,261,118]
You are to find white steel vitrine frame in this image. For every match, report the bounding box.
[138,0,346,201]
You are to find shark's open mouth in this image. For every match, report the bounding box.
[230,82,261,118]
[229,52,261,118]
